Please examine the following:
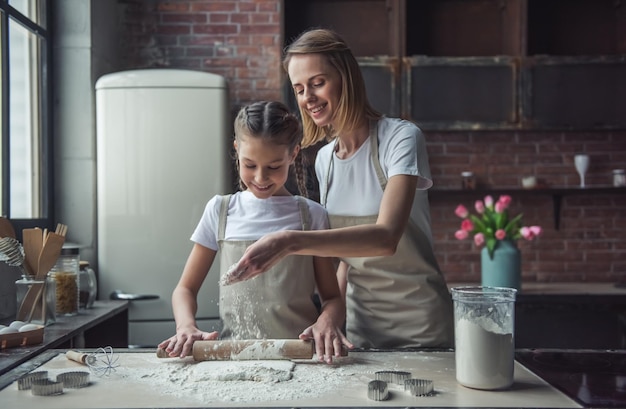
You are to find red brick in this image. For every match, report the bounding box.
[162,13,207,23]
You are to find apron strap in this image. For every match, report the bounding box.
[368,119,387,191]
[295,196,311,231]
[217,194,232,241]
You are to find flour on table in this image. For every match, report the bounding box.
[113,353,362,404]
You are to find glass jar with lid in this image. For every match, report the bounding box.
[78,261,97,309]
[48,245,80,316]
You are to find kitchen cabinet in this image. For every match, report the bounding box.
[284,0,626,130]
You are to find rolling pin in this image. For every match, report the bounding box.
[156,339,348,361]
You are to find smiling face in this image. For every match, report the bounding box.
[287,53,343,129]
[235,133,298,199]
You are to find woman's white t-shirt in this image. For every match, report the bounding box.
[315,116,435,243]
[191,190,329,250]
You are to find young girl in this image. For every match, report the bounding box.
[158,101,350,362]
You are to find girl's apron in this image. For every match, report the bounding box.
[218,194,319,339]
[322,122,454,349]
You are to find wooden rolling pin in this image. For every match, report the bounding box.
[156,339,348,361]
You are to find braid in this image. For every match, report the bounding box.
[293,151,308,198]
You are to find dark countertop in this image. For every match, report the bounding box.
[449,282,626,302]
[0,300,128,377]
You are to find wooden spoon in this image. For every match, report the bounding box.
[37,232,66,280]
[22,228,43,276]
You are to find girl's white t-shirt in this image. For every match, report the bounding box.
[315,116,435,242]
[191,190,329,251]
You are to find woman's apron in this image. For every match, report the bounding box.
[218,194,319,339]
[322,123,454,349]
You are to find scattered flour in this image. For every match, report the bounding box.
[112,354,365,404]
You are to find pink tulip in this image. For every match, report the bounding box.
[455,230,469,240]
[461,219,474,232]
[484,195,494,208]
[474,232,485,246]
[521,225,542,241]
[474,200,485,214]
[495,201,506,213]
[495,229,507,240]
[498,195,512,208]
[455,204,469,219]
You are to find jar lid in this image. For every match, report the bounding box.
[79,260,90,268]
[60,245,80,255]
[461,171,474,177]
[612,169,625,174]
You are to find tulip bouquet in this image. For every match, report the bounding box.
[454,195,542,259]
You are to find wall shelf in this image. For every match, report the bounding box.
[429,186,626,229]
[284,0,626,130]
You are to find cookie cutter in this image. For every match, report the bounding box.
[17,371,48,390]
[367,379,389,401]
[31,379,64,396]
[57,371,90,388]
[374,370,411,384]
[404,378,434,396]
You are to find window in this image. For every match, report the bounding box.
[0,0,52,237]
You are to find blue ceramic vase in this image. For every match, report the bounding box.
[481,240,521,291]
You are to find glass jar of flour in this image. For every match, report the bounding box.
[451,286,517,390]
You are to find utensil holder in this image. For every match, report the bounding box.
[15,275,56,325]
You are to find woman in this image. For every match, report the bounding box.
[226,29,453,349]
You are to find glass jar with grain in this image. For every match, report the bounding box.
[48,245,80,316]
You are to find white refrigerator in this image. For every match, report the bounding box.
[95,69,230,347]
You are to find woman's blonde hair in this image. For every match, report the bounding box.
[283,28,381,148]
[234,100,308,197]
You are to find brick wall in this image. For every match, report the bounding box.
[116,0,626,284]
[428,130,626,283]
[119,0,283,107]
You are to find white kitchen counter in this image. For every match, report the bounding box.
[0,349,581,408]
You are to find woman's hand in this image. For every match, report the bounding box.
[223,231,293,284]
[157,327,219,358]
[298,317,353,364]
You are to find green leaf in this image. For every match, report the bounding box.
[469,214,487,233]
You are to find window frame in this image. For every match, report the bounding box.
[0,0,53,240]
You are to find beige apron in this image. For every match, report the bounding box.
[217,194,319,339]
[322,122,454,349]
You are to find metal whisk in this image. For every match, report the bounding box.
[0,237,28,275]
[66,346,120,377]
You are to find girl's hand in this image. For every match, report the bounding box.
[298,320,353,364]
[157,328,219,358]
